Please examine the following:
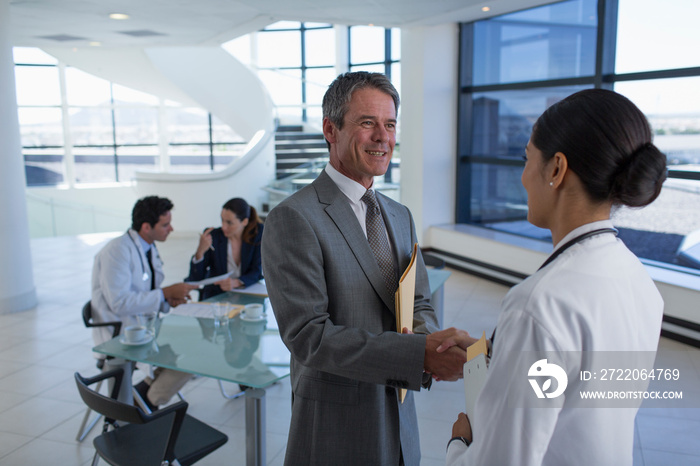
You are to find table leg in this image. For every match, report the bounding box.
[245,388,266,466]
[104,358,134,405]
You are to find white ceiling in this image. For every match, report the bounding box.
[9,0,555,48]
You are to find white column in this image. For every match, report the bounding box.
[334,25,349,76]
[158,98,170,171]
[0,0,38,313]
[399,24,459,244]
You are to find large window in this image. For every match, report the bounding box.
[17,22,402,188]
[457,0,700,271]
[224,22,400,128]
[14,48,246,187]
[349,26,401,100]
[253,22,336,125]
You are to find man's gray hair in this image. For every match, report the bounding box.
[322,72,400,130]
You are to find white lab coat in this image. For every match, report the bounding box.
[91,229,168,346]
[447,220,664,466]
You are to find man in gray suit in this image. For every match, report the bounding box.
[262,71,467,465]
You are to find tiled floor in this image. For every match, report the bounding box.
[0,232,698,465]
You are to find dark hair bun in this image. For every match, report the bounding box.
[610,142,667,207]
[532,89,668,208]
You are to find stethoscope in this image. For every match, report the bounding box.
[537,227,618,271]
[127,229,151,282]
[489,227,618,350]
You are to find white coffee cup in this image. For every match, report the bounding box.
[243,303,263,319]
[124,325,147,343]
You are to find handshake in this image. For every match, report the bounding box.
[422,327,480,381]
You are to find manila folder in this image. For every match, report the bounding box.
[395,242,419,403]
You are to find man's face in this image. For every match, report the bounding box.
[323,87,397,189]
[141,211,173,243]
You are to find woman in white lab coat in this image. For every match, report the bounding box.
[444,89,667,465]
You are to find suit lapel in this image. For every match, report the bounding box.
[314,172,396,311]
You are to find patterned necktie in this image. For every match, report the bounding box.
[146,248,156,290]
[361,189,397,295]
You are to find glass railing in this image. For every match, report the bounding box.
[26,192,129,238]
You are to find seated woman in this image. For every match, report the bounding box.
[443,89,667,466]
[187,198,263,300]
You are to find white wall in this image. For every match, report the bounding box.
[400,24,458,244]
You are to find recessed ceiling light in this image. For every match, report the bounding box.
[109,13,130,20]
[89,41,101,47]
[482,6,491,12]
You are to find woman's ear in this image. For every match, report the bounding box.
[549,152,568,189]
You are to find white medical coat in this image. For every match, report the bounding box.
[447,220,664,466]
[91,229,168,345]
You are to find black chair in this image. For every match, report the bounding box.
[75,368,228,466]
[81,301,123,347]
[76,300,123,442]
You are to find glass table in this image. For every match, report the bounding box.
[92,291,289,466]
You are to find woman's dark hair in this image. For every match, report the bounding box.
[222,197,262,244]
[531,88,667,207]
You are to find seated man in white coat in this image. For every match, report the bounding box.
[91,195,197,410]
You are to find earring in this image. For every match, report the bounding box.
[549,182,554,186]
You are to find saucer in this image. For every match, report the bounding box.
[119,333,154,346]
[240,312,267,323]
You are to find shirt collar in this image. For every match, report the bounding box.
[134,230,152,253]
[324,163,373,203]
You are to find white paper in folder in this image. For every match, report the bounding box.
[463,331,489,421]
[463,353,489,422]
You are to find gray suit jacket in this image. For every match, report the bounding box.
[262,170,438,466]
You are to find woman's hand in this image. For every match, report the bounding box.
[214,277,244,291]
[195,227,214,260]
[452,412,473,443]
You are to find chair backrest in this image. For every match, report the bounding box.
[75,368,190,464]
[82,301,122,338]
[75,368,147,425]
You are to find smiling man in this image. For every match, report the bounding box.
[262,72,466,465]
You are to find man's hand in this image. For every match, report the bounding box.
[436,329,479,353]
[162,282,198,307]
[424,327,469,381]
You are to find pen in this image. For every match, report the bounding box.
[209,245,215,251]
